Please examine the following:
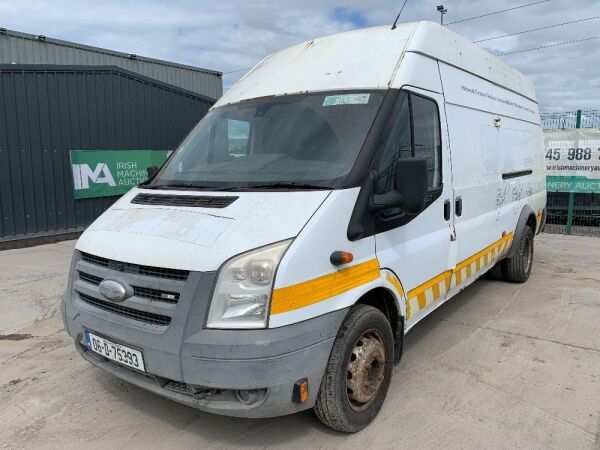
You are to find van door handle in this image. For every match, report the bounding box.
[455,197,463,217]
[443,199,451,221]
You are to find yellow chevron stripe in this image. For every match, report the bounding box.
[271,233,515,317]
[451,233,513,288]
[405,232,514,319]
[407,270,452,299]
[270,259,380,315]
[386,273,410,320]
[455,233,513,272]
[406,270,452,314]
[385,273,404,297]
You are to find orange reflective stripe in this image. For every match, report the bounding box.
[270,259,380,315]
[271,233,515,317]
[385,273,404,297]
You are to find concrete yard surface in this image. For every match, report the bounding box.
[1,234,599,449]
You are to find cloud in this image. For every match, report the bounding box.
[1,0,599,110]
[331,7,368,27]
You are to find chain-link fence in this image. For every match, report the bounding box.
[541,109,600,130]
[542,109,600,237]
[544,192,600,237]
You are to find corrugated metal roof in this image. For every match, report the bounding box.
[0,28,222,99]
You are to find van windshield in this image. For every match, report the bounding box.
[149,91,384,190]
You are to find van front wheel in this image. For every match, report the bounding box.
[314,304,394,433]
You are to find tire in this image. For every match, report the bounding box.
[485,262,504,280]
[503,226,534,283]
[314,304,394,433]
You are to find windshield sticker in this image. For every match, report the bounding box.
[323,94,370,106]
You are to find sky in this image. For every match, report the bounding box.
[1,0,599,111]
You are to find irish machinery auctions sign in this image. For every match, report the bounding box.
[544,129,600,193]
[70,150,169,199]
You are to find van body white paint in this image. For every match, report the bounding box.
[64,21,546,426]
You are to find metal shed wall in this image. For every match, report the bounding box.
[0,65,214,242]
[0,29,223,100]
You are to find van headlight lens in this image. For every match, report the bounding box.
[206,240,292,329]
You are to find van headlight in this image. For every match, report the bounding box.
[206,240,292,329]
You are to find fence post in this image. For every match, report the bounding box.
[566,192,574,235]
[566,110,582,235]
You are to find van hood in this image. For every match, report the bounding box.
[75,187,330,272]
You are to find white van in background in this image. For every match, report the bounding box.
[62,21,546,432]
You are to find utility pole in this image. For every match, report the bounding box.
[437,5,448,25]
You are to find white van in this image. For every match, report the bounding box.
[62,21,546,432]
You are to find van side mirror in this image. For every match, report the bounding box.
[371,157,428,214]
[147,165,159,180]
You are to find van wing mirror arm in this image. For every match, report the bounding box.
[370,191,404,212]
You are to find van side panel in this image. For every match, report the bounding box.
[269,189,386,328]
[438,62,545,289]
[406,21,537,103]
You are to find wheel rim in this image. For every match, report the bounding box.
[345,329,386,412]
[523,235,533,272]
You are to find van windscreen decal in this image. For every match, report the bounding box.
[323,93,370,106]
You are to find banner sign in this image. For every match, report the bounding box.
[70,150,168,199]
[544,129,600,193]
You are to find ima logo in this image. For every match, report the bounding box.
[72,163,116,190]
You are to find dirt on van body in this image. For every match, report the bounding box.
[1,234,599,449]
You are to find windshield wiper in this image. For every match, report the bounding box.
[232,182,333,191]
[142,183,211,190]
[141,182,332,191]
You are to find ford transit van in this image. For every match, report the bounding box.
[62,21,547,432]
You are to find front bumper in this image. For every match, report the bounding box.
[69,311,344,418]
[62,251,347,418]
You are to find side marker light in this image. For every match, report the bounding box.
[292,378,309,403]
[330,251,354,266]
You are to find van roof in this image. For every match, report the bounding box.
[216,21,536,107]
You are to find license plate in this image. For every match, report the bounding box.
[84,331,146,372]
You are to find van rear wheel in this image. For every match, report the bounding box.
[314,304,393,433]
[502,226,534,283]
[485,262,504,280]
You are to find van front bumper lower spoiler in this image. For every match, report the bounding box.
[66,303,347,418]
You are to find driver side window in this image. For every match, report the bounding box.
[375,91,442,197]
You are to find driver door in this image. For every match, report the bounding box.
[374,88,455,328]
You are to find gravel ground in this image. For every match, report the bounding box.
[1,233,599,449]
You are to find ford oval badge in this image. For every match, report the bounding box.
[99,279,128,302]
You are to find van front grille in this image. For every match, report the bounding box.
[78,271,180,304]
[80,252,189,281]
[131,193,238,208]
[77,292,172,326]
[133,286,179,303]
[164,381,193,396]
[78,271,103,285]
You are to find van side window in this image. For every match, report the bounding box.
[411,95,442,189]
[375,92,411,194]
[375,91,442,195]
